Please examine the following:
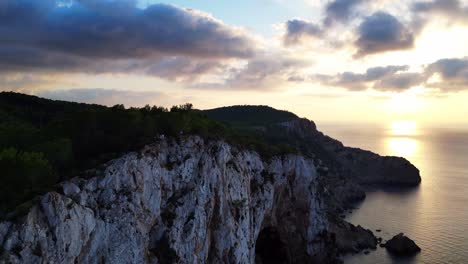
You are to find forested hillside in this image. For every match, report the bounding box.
[0,92,297,216]
[203,105,298,127]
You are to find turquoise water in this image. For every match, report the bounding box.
[318,122,468,264]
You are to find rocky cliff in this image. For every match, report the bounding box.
[0,136,343,264]
[0,117,421,263]
[0,99,422,263]
[279,118,421,186]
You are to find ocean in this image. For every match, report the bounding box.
[318,122,468,264]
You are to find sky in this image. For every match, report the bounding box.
[1,0,468,125]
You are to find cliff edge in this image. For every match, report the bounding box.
[0,136,350,263]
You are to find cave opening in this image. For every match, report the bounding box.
[255,227,289,264]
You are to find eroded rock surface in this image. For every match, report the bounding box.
[0,121,422,264]
[0,136,335,264]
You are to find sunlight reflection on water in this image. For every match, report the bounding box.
[391,120,417,136]
[386,137,418,158]
[317,121,468,264]
[386,120,419,158]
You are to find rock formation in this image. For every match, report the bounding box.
[279,118,421,186]
[383,233,421,256]
[0,136,336,263]
[0,117,422,263]
[330,222,377,254]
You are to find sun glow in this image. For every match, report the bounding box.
[386,120,419,158]
[391,120,417,136]
[386,91,424,116]
[386,137,418,158]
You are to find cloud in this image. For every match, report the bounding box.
[310,65,409,91]
[1,1,254,59]
[224,56,307,89]
[283,19,323,45]
[354,12,415,57]
[282,3,419,57]
[324,0,365,26]
[425,57,468,91]
[141,57,226,82]
[288,75,306,82]
[373,73,425,91]
[0,0,255,80]
[37,88,165,107]
[310,57,468,92]
[194,55,308,90]
[365,65,410,80]
[0,72,64,93]
[412,0,468,23]
[283,0,365,45]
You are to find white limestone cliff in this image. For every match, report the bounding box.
[0,136,332,264]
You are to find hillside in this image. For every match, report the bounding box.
[0,93,300,216]
[0,92,420,221]
[202,105,298,127]
[0,93,421,263]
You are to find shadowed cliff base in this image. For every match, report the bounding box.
[255,227,289,264]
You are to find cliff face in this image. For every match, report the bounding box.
[279,119,421,186]
[0,136,333,264]
[0,117,421,263]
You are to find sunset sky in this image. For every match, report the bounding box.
[1,0,468,125]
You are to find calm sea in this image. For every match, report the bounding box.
[318,122,468,264]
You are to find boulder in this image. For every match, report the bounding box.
[383,233,421,256]
[330,222,377,253]
[62,182,81,196]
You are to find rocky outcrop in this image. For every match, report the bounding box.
[0,223,10,248]
[0,136,338,264]
[279,118,421,186]
[279,118,317,138]
[322,143,421,186]
[383,233,421,256]
[0,116,422,263]
[330,222,377,253]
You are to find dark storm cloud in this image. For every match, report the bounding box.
[0,46,84,72]
[0,0,255,75]
[283,19,323,45]
[354,12,414,57]
[324,0,365,26]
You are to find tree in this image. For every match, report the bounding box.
[0,148,57,212]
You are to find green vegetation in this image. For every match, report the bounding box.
[0,92,298,216]
[0,148,57,212]
[202,105,331,162]
[203,105,298,128]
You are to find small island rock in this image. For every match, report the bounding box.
[384,233,421,256]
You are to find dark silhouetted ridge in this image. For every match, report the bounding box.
[203,105,298,127]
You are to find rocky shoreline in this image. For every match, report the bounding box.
[0,117,421,263]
